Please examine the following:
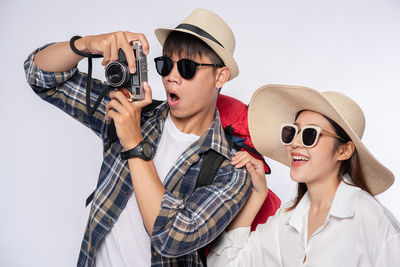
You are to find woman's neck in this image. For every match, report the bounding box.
[307,174,340,211]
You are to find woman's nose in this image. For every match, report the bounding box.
[290,131,303,148]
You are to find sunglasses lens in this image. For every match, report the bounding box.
[177,59,197,79]
[281,126,296,144]
[302,128,318,147]
[155,57,173,76]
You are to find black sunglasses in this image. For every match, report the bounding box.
[280,123,345,148]
[154,56,223,80]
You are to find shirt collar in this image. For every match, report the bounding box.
[329,177,361,218]
[288,191,310,234]
[288,177,361,232]
[197,109,231,159]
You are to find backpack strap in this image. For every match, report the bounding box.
[196,149,226,187]
[141,99,164,114]
[196,150,226,266]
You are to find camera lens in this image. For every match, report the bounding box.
[105,62,130,87]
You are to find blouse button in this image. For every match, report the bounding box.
[153,251,158,256]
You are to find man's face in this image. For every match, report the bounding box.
[162,53,220,128]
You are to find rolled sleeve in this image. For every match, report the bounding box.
[24,43,78,89]
[23,43,111,140]
[151,166,251,257]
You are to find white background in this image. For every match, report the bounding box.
[1,0,399,266]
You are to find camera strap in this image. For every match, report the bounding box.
[70,36,111,115]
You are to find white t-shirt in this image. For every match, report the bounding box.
[95,112,199,267]
[208,180,400,267]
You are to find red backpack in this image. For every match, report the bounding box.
[199,94,281,261]
[217,94,281,232]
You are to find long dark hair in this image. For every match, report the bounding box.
[285,111,372,212]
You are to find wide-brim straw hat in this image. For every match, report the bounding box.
[248,84,394,195]
[154,8,239,80]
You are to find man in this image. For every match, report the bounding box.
[24,8,251,267]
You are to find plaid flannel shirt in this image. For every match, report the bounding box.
[24,44,251,267]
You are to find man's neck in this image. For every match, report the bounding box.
[169,108,216,136]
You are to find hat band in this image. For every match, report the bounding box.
[175,23,224,48]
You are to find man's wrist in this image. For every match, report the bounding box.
[121,140,153,161]
[123,140,141,152]
[69,36,89,56]
[74,37,88,53]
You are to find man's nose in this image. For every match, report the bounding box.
[166,62,182,84]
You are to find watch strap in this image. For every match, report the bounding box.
[120,141,152,160]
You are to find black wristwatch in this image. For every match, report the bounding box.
[120,141,153,160]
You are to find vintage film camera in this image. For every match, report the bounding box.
[105,42,148,101]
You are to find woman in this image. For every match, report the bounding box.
[207,84,400,266]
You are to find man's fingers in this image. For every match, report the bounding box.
[142,82,152,105]
[135,33,150,55]
[101,43,111,66]
[125,32,150,55]
[110,38,119,63]
[105,108,119,122]
[106,98,127,116]
[113,31,136,74]
[124,32,150,73]
[109,90,132,110]
[88,31,149,73]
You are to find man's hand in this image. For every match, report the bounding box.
[34,31,149,74]
[105,82,153,150]
[79,31,149,73]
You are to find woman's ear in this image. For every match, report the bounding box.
[215,67,230,89]
[337,141,355,161]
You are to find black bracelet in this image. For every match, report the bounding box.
[69,35,102,58]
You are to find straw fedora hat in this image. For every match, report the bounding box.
[154,8,239,80]
[248,84,394,195]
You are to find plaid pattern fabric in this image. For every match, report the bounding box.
[24,44,251,267]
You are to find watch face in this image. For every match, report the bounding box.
[142,142,153,159]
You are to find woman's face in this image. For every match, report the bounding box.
[285,111,342,185]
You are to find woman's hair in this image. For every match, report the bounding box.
[285,111,372,212]
[163,31,224,66]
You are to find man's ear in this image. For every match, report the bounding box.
[337,141,355,161]
[215,67,230,89]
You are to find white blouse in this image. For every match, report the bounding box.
[208,181,400,267]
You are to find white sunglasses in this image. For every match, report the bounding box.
[280,123,345,148]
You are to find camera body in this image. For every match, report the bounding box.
[105,43,148,101]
